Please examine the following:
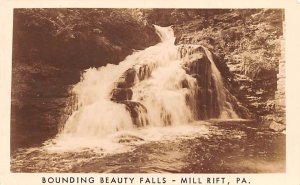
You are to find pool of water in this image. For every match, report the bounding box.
[11,121,285,173]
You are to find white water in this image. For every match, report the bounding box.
[130,25,197,126]
[202,47,238,119]
[47,26,238,152]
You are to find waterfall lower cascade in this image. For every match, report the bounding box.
[57,25,238,143]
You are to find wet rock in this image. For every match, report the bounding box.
[180,46,217,119]
[136,63,156,81]
[111,68,137,102]
[119,100,149,127]
[160,107,172,126]
[181,79,190,88]
[224,89,254,119]
[179,44,253,120]
[179,46,221,119]
[116,68,136,88]
[111,88,133,101]
[117,135,144,143]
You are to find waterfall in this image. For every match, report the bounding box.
[58,25,238,141]
[202,47,238,119]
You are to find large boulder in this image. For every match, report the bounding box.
[111,88,133,101]
[179,45,218,119]
[121,100,149,127]
[179,45,252,119]
[116,68,136,88]
[269,121,286,132]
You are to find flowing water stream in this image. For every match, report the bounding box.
[11,26,285,173]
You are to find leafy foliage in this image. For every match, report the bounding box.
[13,9,159,68]
[173,9,283,79]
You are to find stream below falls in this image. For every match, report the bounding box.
[11,121,285,173]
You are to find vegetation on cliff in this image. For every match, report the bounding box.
[13,9,159,68]
[171,9,283,79]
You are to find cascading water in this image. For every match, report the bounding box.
[51,25,238,151]
[202,46,238,119]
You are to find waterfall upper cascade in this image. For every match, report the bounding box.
[59,25,239,139]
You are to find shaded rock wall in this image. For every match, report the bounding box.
[275,35,285,124]
[268,29,285,132]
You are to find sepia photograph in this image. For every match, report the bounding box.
[9,8,287,173]
[9,8,286,173]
